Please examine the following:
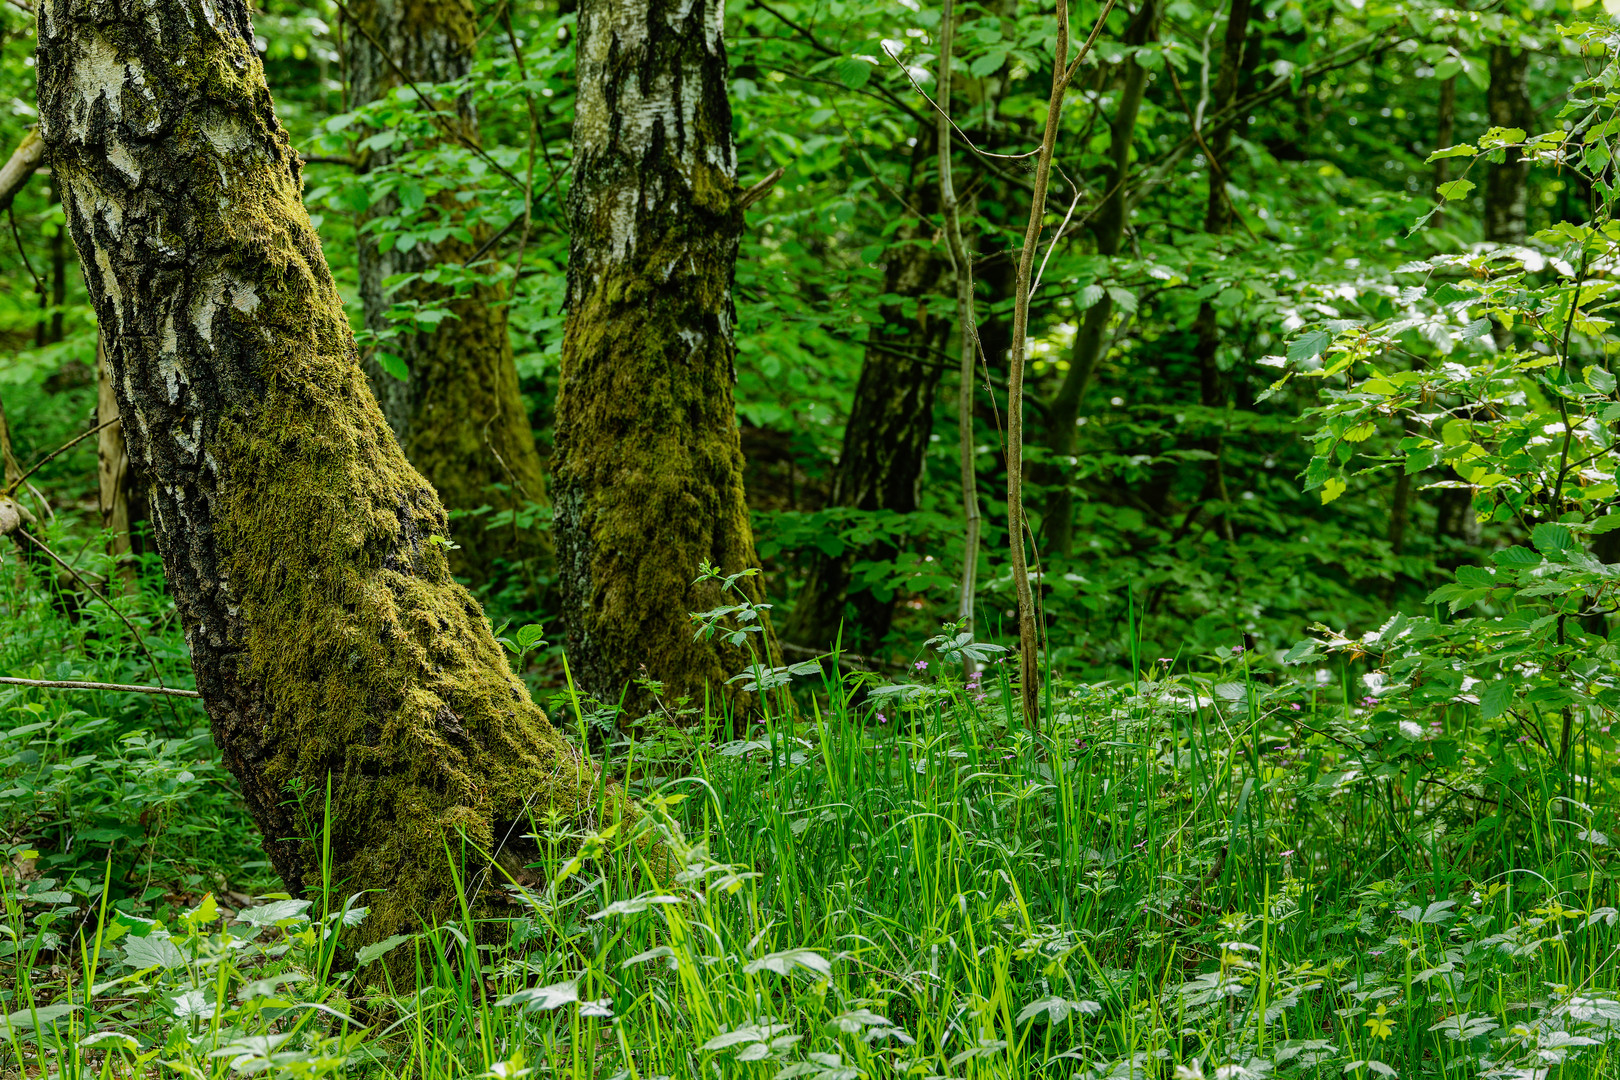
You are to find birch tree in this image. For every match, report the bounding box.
[37,0,612,944]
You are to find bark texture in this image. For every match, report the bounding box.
[1484,44,1531,247]
[784,141,950,652]
[348,0,549,585]
[38,0,613,944]
[553,0,772,710]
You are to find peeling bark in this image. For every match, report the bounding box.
[38,0,612,945]
[347,0,550,585]
[554,0,774,711]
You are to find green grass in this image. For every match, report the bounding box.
[2,559,1619,1079]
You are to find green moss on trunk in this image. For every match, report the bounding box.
[553,0,774,713]
[348,0,549,585]
[38,0,614,945]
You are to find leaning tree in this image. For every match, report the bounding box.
[37,0,615,943]
[552,0,776,711]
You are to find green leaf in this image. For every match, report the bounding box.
[1288,330,1332,363]
[1491,546,1542,567]
[1106,286,1137,315]
[497,981,579,1011]
[1532,523,1575,557]
[234,898,313,926]
[743,948,832,977]
[0,1003,78,1034]
[834,58,872,90]
[123,934,186,971]
[969,49,1007,78]
[354,934,412,967]
[1425,143,1477,162]
[376,350,409,382]
[1076,283,1106,310]
[1320,477,1347,505]
[1437,179,1476,201]
[1480,679,1515,720]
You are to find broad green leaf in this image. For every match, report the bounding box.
[743,948,832,977]
[1531,523,1575,556]
[1425,143,1477,162]
[1288,329,1332,363]
[497,981,579,1011]
[834,58,872,90]
[1437,179,1476,201]
[969,49,1007,78]
[1480,680,1514,720]
[354,934,412,967]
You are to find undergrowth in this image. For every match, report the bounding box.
[2,547,1618,1080]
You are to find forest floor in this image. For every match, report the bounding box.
[2,554,1618,1080]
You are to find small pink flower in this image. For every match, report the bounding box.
[914,660,928,671]
[877,712,887,724]
[1280,849,1296,857]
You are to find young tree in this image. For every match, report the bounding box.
[346,0,550,584]
[38,0,613,943]
[552,0,775,709]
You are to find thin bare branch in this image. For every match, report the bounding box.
[0,677,199,699]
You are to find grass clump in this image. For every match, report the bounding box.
[2,577,1619,1079]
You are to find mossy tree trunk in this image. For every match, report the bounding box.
[347,0,549,586]
[554,0,773,711]
[39,0,612,944]
[785,137,950,653]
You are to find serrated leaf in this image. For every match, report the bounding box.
[834,57,872,90]
[1480,680,1515,721]
[354,934,411,967]
[123,934,186,971]
[1491,546,1542,567]
[1288,329,1332,363]
[497,981,579,1011]
[743,948,832,977]
[235,898,312,927]
[1532,523,1575,556]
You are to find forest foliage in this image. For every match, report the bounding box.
[4,0,1620,1077]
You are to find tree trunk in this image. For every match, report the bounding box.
[1484,44,1531,247]
[1041,0,1161,557]
[784,142,950,652]
[553,0,774,711]
[39,0,611,945]
[347,0,550,587]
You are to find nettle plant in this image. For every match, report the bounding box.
[1281,19,1620,765]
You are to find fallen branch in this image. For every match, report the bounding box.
[0,676,199,699]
